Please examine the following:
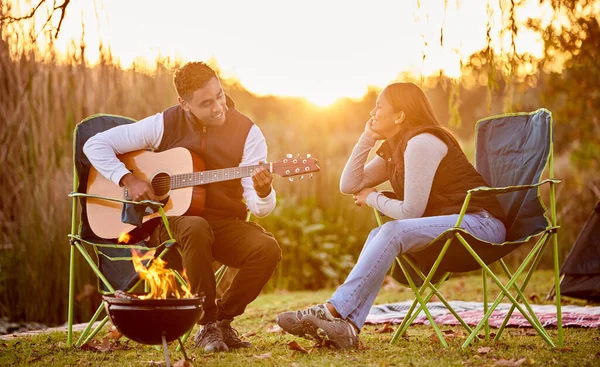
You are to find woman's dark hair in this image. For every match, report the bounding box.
[382,82,462,149]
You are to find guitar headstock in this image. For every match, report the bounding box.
[271,154,320,181]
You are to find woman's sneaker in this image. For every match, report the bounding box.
[300,314,359,349]
[276,304,333,338]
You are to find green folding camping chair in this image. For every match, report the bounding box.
[66,114,239,347]
[374,108,562,348]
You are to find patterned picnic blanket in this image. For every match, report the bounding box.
[366,301,600,328]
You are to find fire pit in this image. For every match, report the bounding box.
[103,295,204,344]
[103,294,204,366]
[101,244,204,366]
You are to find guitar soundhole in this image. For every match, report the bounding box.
[151,172,171,197]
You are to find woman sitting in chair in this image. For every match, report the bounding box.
[277,82,507,348]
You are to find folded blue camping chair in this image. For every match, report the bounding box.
[375,109,563,348]
[66,114,234,347]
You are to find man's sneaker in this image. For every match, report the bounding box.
[301,314,359,349]
[194,322,229,352]
[217,319,252,349]
[276,304,334,338]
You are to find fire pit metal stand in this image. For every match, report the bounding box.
[103,295,204,367]
[161,335,189,367]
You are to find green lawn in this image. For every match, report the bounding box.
[2,270,599,366]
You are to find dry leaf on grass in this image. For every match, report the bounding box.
[173,360,194,367]
[104,326,122,340]
[477,347,493,354]
[254,352,272,359]
[374,323,394,333]
[493,357,528,366]
[511,329,538,337]
[529,294,540,303]
[356,340,369,350]
[287,340,308,353]
[442,329,464,337]
[79,339,128,352]
[266,324,284,333]
[429,329,463,343]
[557,347,573,352]
[241,331,256,338]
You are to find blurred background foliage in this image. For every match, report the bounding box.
[0,0,599,325]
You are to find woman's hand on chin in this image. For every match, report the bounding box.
[364,118,385,140]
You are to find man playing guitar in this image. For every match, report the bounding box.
[84,61,280,353]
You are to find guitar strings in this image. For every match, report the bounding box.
[132,164,274,189]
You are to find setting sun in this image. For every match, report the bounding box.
[11,0,551,106]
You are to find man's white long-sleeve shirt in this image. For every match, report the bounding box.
[83,112,276,218]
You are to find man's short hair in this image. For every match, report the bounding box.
[173,62,217,101]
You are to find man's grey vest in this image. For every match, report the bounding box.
[158,96,254,220]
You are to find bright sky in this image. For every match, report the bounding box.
[16,0,552,106]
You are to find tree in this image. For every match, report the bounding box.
[1,0,71,38]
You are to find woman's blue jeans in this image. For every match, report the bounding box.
[328,211,506,330]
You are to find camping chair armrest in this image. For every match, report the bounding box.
[466,179,561,197]
[453,179,560,228]
[69,192,164,208]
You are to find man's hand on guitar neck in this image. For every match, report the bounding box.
[120,173,156,202]
[252,161,274,198]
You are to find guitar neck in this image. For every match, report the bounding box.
[170,163,271,189]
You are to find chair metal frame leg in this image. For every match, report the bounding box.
[67,245,76,347]
[493,236,549,341]
[70,239,117,347]
[397,259,450,347]
[390,271,452,343]
[483,268,489,340]
[403,257,473,334]
[457,233,555,348]
[548,173,563,346]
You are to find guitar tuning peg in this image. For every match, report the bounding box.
[306,154,311,158]
[310,174,313,179]
[300,175,304,180]
[297,153,300,157]
[288,177,294,182]
[286,153,293,158]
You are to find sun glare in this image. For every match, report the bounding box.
[305,94,339,108]
[12,0,551,105]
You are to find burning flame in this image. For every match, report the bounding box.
[131,249,194,300]
[118,232,130,244]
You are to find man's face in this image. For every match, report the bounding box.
[179,77,228,126]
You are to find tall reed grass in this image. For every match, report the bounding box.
[0,21,593,326]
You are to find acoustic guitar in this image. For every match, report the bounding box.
[86,147,320,239]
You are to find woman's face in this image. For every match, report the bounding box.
[369,92,401,137]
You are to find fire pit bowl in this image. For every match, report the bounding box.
[103,295,204,345]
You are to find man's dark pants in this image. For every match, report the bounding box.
[147,216,281,323]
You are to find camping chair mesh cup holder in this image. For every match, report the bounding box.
[66,114,238,353]
[371,108,563,348]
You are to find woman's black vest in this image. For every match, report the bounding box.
[158,96,254,220]
[376,124,505,222]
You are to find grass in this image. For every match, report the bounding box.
[1,270,599,366]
